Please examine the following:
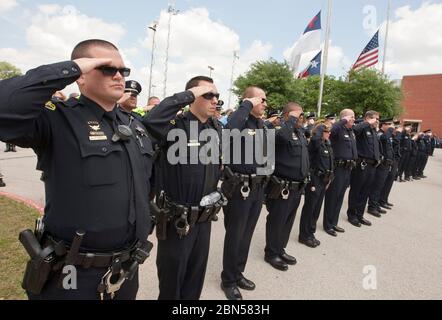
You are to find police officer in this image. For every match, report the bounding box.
[0,39,154,300]
[0,170,5,187]
[299,121,333,247]
[398,126,412,182]
[221,86,269,300]
[347,111,380,228]
[416,132,428,179]
[4,143,16,152]
[303,112,316,139]
[323,109,357,236]
[117,80,143,120]
[408,133,419,180]
[367,118,395,217]
[266,102,308,266]
[143,77,224,300]
[379,123,402,209]
[324,113,337,126]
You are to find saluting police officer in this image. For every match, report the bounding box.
[347,111,381,228]
[379,123,402,209]
[117,80,143,121]
[221,86,269,300]
[0,39,154,300]
[367,118,395,217]
[323,109,357,236]
[299,121,333,247]
[303,112,316,139]
[398,126,412,182]
[143,76,224,300]
[265,102,308,267]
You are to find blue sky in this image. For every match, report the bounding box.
[1,0,440,105]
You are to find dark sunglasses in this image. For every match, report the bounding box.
[96,66,131,77]
[202,92,220,100]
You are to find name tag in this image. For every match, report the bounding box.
[344,134,350,138]
[89,136,108,141]
[366,131,372,136]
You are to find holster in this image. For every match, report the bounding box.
[267,176,285,200]
[151,200,168,241]
[221,167,240,199]
[19,229,57,295]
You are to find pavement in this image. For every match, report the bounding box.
[1,141,441,300]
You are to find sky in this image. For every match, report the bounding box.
[1,0,441,107]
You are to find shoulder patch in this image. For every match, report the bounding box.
[44,101,56,111]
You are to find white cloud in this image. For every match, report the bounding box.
[0,5,271,108]
[0,0,18,13]
[140,7,272,107]
[384,2,442,77]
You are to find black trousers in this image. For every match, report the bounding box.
[406,155,418,177]
[265,186,303,257]
[222,185,264,287]
[380,160,398,205]
[347,163,377,220]
[27,266,139,300]
[368,164,391,210]
[299,175,326,240]
[417,153,429,175]
[157,221,211,300]
[398,151,410,178]
[324,166,352,230]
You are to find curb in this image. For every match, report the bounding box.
[0,191,44,214]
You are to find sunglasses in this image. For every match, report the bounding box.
[96,66,131,77]
[202,92,220,100]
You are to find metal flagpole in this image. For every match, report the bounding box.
[163,2,179,99]
[148,22,158,99]
[317,0,332,117]
[228,51,239,109]
[382,0,391,74]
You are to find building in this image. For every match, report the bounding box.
[400,74,442,136]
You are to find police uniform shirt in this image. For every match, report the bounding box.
[0,61,153,250]
[353,121,381,161]
[308,124,334,172]
[273,116,309,181]
[225,101,268,175]
[378,128,394,160]
[143,92,221,206]
[400,132,412,152]
[329,119,358,161]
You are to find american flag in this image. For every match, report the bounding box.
[352,30,379,70]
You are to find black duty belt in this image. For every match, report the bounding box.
[311,169,333,178]
[334,159,356,169]
[223,166,269,200]
[44,235,136,269]
[357,158,380,166]
[381,159,394,166]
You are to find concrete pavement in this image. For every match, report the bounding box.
[1,141,441,299]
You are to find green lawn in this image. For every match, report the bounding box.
[0,195,41,300]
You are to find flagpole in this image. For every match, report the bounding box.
[382,0,391,74]
[317,0,332,117]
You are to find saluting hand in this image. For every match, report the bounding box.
[117,92,132,105]
[243,97,263,107]
[188,86,214,98]
[73,58,113,74]
[289,110,303,119]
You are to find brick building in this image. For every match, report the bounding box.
[400,74,442,137]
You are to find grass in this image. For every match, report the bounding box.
[0,195,41,300]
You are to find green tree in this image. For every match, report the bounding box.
[0,61,22,80]
[233,59,302,110]
[343,69,403,118]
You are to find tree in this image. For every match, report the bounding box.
[0,61,22,80]
[233,59,302,110]
[343,69,403,118]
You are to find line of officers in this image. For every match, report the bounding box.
[0,42,436,301]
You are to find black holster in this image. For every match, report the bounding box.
[19,229,57,295]
[267,176,285,200]
[151,199,169,241]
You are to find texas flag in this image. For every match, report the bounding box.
[289,11,322,73]
[298,51,322,78]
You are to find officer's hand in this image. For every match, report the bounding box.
[342,115,353,123]
[188,86,214,98]
[73,58,113,74]
[243,97,263,107]
[289,110,303,119]
[117,92,132,104]
[367,117,377,125]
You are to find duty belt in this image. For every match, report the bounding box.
[223,166,269,200]
[334,160,356,169]
[357,158,380,170]
[267,175,307,200]
[156,191,224,238]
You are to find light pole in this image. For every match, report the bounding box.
[228,51,240,109]
[163,3,179,99]
[148,21,158,99]
[208,66,214,78]
[151,84,157,96]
